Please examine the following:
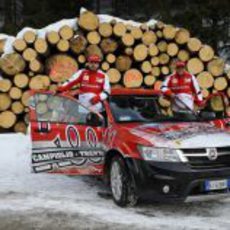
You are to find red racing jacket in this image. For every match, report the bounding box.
[58,69,111,102]
[161,71,203,102]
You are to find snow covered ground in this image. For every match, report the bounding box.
[0,134,230,230]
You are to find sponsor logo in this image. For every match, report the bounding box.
[207,148,218,161]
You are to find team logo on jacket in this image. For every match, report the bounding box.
[96,78,104,83]
[172,78,178,84]
[185,78,191,83]
[83,74,90,81]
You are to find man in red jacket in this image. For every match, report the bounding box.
[58,54,111,112]
[161,61,204,113]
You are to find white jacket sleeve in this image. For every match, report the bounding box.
[99,71,111,101]
[61,69,85,87]
[191,75,203,101]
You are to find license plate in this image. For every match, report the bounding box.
[204,179,229,192]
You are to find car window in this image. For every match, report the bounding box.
[30,93,92,124]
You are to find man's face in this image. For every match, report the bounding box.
[87,62,100,71]
[176,66,185,76]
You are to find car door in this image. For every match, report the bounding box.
[29,91,105,175]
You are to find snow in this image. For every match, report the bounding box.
[0,134,230,229]
[0,7,158,58]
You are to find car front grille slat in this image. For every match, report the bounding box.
[181,147,230,170]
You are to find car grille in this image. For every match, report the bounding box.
[182,147,230,169]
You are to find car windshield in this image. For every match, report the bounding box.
[109,95,226,123]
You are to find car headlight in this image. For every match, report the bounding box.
[138,146,187,162]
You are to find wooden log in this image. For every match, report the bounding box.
[210,96,224,111]
[163,25,177,40]
[187,58,204,75]
[98,22,113,37]
[24,113,29,125]
[47,31,60,45]
[78,11,99,31]
[159,53,170,65]
[151,67,161,77]
[187,37,202,52]
[141,61,152,74]
[199,45,214,62]
[0,39,6,54]
[0,93,11,111]
[11,101,24,114]
[29,59,43,73]
[115,55,132,72]
[57,39,70,52]
[21,91,30,107]
[107,68,121,84]
[0,111,17,128]
[14,121,27,133]
[87,31,101,45]
[78,55,86,64]
[130,27,143,40]
[156,30,163,39]
[155,21,165,30]
[157,41,168,52]
[196,71,214,89]
[14,73,29,89]
[149,44,159,57]
[122,33,135,47]
[177,50,190,62]
[151,56,160,66]
[46,54,78,83]
[167,43,179,57]
[100,38,118,54]
[29,75,50,90]
[123,69,143,88]
[0,79,12,92]
[214,77,228,91]
[101,62,110,71]
[144,75,156,86]
[133,44,148,61]
[227,87,230,98]
[34,38,48,55]
[161,66,170,75]
[49,84,58,92]
[70,35,87,54]
[226,107,230,117]
[113,22,127,37]
[23,30,37,44]
[106,53,116,64]
[59,25,74,40]
[13,39,27,52]
[207,58,225,77]
[86,45,103,59]
[201,88,210,98]
[175,28,190,44]
[0,53,26,76]
[125,47,133,56]
[142,31,157,46]
[9,87,22,100]
[140,23,149,32]
[22,48,37,61]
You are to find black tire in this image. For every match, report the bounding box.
[109,156,138,207]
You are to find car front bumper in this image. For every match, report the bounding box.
[125,159,230,202]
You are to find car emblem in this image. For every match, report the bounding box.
[207,148,218,161]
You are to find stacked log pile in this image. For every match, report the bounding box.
[0,10,229,133]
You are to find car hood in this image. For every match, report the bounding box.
[120,122,230,149]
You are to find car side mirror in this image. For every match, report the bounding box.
[199,111,216,120]
[86,112,104,127]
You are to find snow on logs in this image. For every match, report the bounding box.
[0,9,229,132]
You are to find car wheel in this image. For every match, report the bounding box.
[109,156,138,207]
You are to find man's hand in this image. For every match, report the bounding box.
[90,95,101,105]
[164,89,175,98]
[196,100,206,108]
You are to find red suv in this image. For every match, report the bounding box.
[29,89,230,206]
